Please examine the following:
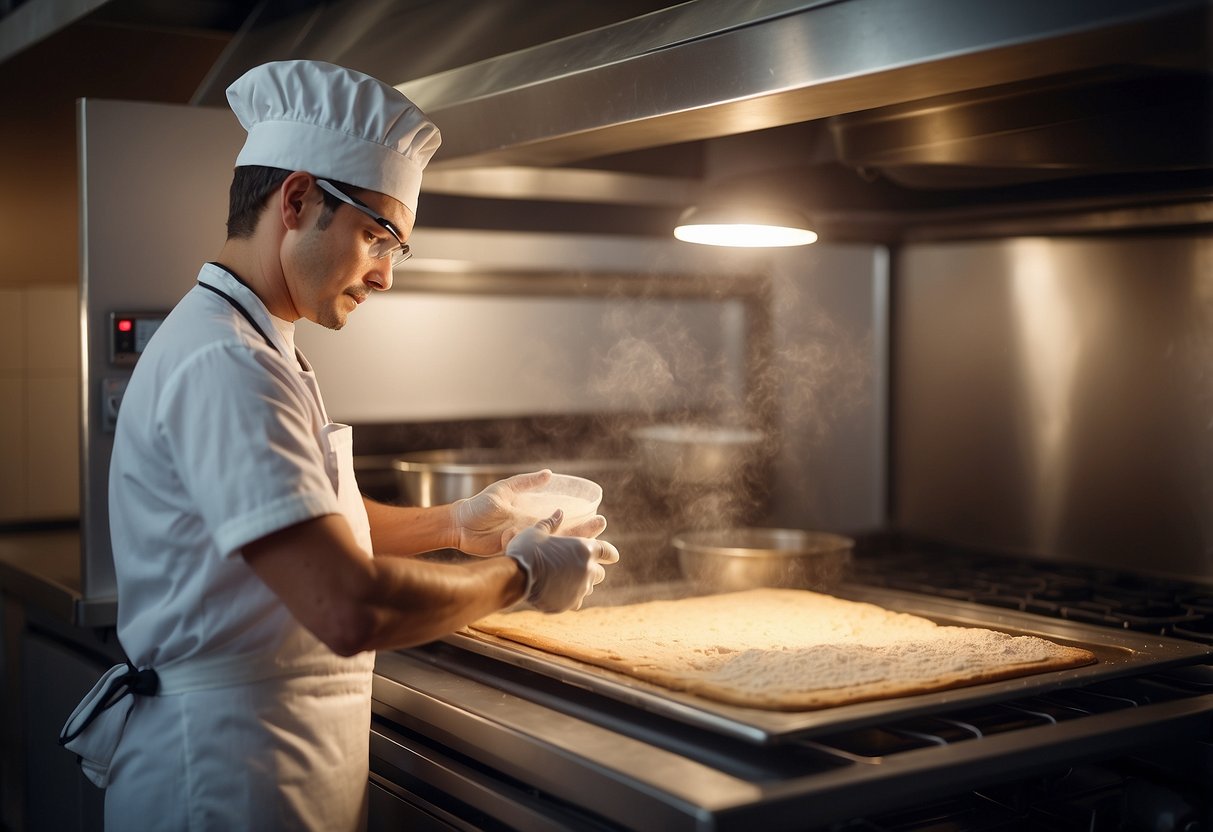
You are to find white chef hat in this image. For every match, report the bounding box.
[226,60,441,215]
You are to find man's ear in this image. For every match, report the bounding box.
[279,171,315,231]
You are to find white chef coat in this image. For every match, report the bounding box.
[104,263,375,831]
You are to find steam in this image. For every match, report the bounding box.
[591,335,676,410]
[588,303,739,422]
[582,271,873,563]
[389,267,876,588]
[751,274,873,451]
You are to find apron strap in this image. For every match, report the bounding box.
[154,652,357,695]
[198,272,310,370]
[59,652,358,760]
[197,282,277,352]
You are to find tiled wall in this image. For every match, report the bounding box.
[0,286,79,522]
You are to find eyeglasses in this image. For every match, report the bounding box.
[315,178,411,267]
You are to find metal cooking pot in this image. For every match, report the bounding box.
[393,448,632,507]
[672,527,854,592]
[629,424,764,487]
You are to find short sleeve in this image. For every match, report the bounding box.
[156,341,341,558]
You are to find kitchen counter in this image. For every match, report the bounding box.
[1,528,120,832]
[0,529,115,627]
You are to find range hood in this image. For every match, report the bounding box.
[393,0,1212,176]
[388,0,1212,237]
[10,0,1204,236]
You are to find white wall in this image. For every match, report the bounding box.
[296,228,762,424]
[299,292,744,423]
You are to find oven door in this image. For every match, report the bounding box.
[369,717,615,832]
[367,774,461,832]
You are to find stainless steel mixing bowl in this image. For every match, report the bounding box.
[629,424,764,487]
[672,527,854,592]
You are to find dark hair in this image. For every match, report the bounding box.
[226,165,350,239]
[226,166,291,239]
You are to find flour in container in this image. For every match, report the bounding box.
[512,491,599,527]
[511,473,602,529]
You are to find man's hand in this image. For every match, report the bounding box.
[505,511,620,612]
[452,470,607,556]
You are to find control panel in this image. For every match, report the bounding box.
[103,311,168,432]
[109,311,167,366]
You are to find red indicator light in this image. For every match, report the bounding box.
[118,319,133,333]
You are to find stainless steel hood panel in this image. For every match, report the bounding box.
[401,0,1212,169]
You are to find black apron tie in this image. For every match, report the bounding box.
[58,663,160,746]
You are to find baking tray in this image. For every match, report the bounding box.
[434,582,1213,745]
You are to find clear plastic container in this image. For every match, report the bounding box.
[512,473,603,530]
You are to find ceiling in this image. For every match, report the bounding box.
[2,0,1211,244]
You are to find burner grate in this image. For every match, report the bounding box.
[803,667,1211,764]
[852,550,1213,642]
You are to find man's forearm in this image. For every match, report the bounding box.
[363,497,459,556]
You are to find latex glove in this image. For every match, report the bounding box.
[453,470,608,556]
[506,511,621,613]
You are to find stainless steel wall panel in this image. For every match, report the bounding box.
[766,243,888,535]
[893,235,1213,578]
[77,99,242,607]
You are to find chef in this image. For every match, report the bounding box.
[59,60,619,831]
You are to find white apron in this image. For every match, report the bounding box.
[62,282,377,831]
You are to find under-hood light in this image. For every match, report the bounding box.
[673,204,817,247]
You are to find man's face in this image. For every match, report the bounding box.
[286,182,414,330]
